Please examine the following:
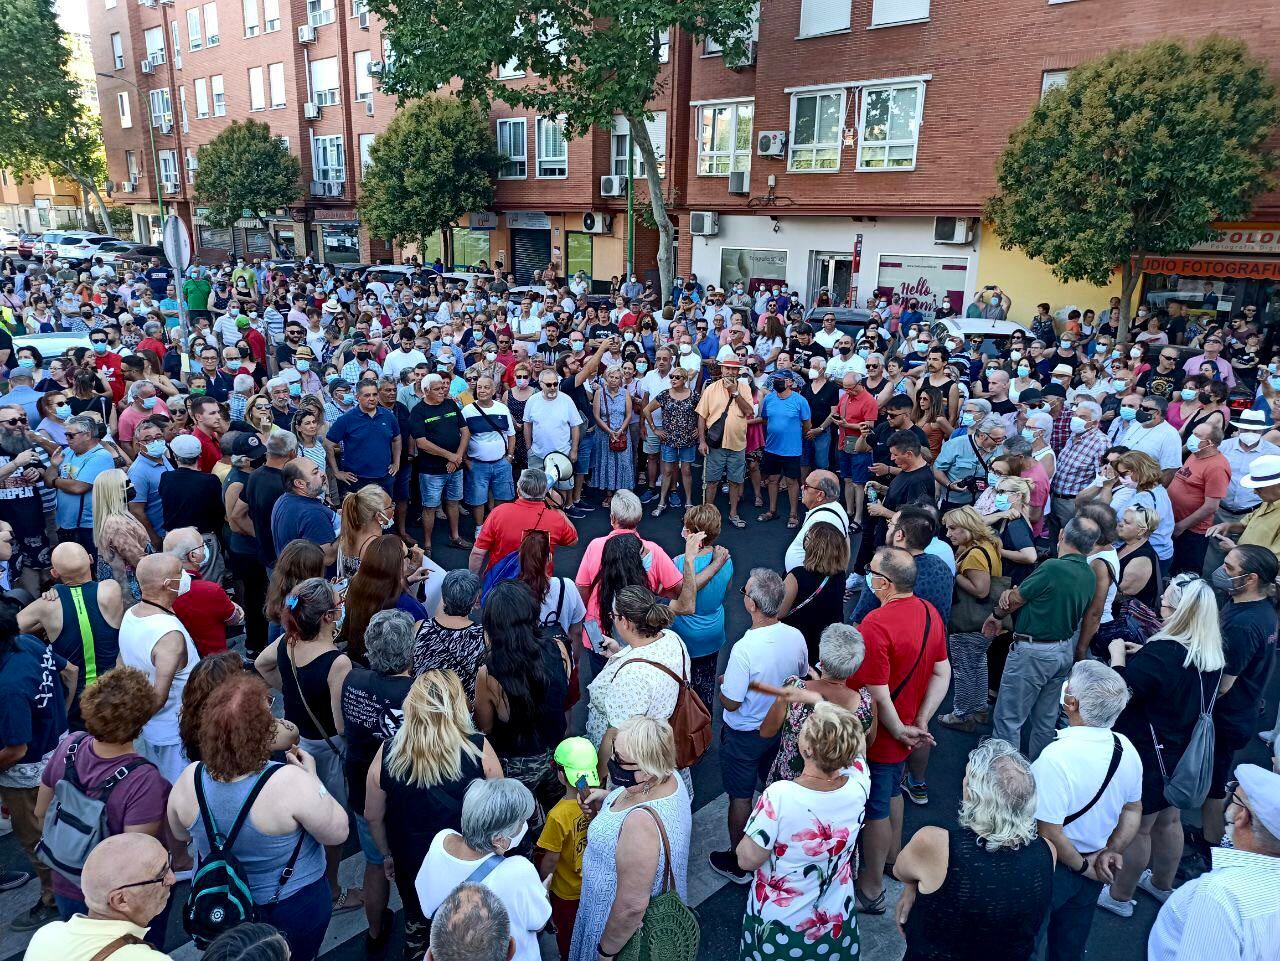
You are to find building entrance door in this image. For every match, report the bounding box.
[809,252,854,306]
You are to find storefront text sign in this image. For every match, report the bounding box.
[1191,224,1280,256]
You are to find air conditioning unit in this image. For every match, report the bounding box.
[138,0,156,6]
[120,181,136,193]
[581,212,613,234]
[364,99,374,116]
[310,180,343,197]
[358,11,369,28]
[689,211,719,236]
[160,121,173,134]
[728,170,749,195]
[756,131,786,157]
[303,102,321,120]
[163,182,179,194]
[367,60,384,77]
[599,175,626,198]
[140,59,155,75]
[297,24,317,43]
[726,40,757,71]
[933,216,975,245]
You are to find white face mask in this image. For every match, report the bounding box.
[501,821,528,851]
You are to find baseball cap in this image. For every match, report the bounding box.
[1234,763,1280,837]
[169,433,202,459]
[1018,388,1043,405]
[553,737,600,788]
[351,332,369,346]
[1041,383,1068,399]
[225,430,267,462]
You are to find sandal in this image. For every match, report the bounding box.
[332,887,365,913]
[787,516,800,529]
[448,537,473,550]
[855,889,886,915]
[728,515,747,528]
[754,497,764,509]
[651,503,666,517]
[758,511,778,523]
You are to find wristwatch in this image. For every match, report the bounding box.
[1071,855,1091,876]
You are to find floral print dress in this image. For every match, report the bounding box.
[740,763,871,961]
[765,677,874,787]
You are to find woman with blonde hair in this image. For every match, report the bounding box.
[982,475,1038,584]
[1099,574,1225,916]
[735,702,872,961]
[778,522,848,663]
[894,739,1054,961]
[363,670,502,961]
[939,506,1005,731]
[338,483,394,580]
[506,361,536,472]
[1081,450,1174,574]
[92,468,151,603]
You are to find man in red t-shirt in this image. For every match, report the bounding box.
[468,467,577,574]
[189,395,224,473]
[834,372,880,520]
[1168,420,1231,575]
[88,330,125,403]
[165,527,243,656]
[847,545,950,911]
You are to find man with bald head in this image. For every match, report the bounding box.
[117,553,199,783]
[23,834,174,960]
[18,542,123,727]
[783,468,850,572]
[163,527,242,657]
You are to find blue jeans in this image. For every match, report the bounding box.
[464,458,515,506]
[802,430,832,470]
[258,876,333,961]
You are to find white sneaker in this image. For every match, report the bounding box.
[1096,885,1135,918]
[1137,869,1172,903]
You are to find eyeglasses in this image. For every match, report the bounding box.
[113,855,172,893]
[0,417,27,426]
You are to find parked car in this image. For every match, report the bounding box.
[802,306,875,341]
[14,331,93,363]
[95,240,144,264]
[0,229,20,253]
[930,317,1026,349]
[18,233,39,259]
[33,231,115,264]
[117,244,170,269]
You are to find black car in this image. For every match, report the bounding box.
[119,244,172,269]
[803,306,874,340]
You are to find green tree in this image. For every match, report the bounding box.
[987,36,1278,341]
[0,0,113,234]
[359,96,500,266]
[107,205,134,236]
[365,0,758,294]
[193,120,301,252]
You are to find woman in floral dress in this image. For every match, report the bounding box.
[736,702,870,961]
[590,365,634,502]
[643,366,700,516]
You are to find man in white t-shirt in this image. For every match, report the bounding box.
[462,375,516,525]
[709,568,808,885]
[383,327,430,379]
[783,470,849,571]
[812,312,843,350]
[637,348,674,503]
[522,372,582,490]
[512,297,541,344]
[1118,395,1183,484]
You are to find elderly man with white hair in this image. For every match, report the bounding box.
[1049,399,1108,530]
[409,371,471,551]
[164,526,243,657]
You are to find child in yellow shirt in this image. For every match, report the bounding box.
[537,737,598,960]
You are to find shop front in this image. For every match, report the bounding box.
[314,219,362,265]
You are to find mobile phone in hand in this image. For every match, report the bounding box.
[575,774,590,802]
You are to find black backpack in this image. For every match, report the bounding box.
[183,763,304,949]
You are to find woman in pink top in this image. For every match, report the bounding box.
[998,440,1050,538]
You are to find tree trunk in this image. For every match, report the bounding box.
[62,166,114,238]
[441,224,455,271]
[1117,247,1145,343]
[257,217,285,259]
[627,114,674,303]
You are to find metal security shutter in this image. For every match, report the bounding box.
[198,226,232,250]
[245,228,272,254]
[511,228,551,284]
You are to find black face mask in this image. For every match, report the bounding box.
[607,757,640,788]
[773,378,789,393]
[1135,409,1154,424]
[838,345,851,355]
[1198,391,1212,405]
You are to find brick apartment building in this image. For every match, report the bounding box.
[89,0,1280,315]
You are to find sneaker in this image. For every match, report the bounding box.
[566,506,588,520]
[669,490,684,509]
[0,870,32,892]
[639,489,656,504]
[707,849,751,885]
[1096,885,1135,918]
[577,500,597,512]
[10,901,58,932]
[365,908,394,958]
[901,772,929,806]
[1137,869,1173,903]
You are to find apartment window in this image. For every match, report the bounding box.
[149,88,173,128]
[310,57,339,106]
[185,148,199,184]
[269,62,286,107]
[203,3,220,46]
[308,0,335,27]
[354,51,373,101]
[172,22,184,68]
[610,113,666,179]
[351,0,365,15]
[158,150,179,191]
[313,135,345,181]
[276,136,290,152]
[243,0,259,37]
[705,0,759,53]
[1041,70,1069,97]
[870,0,930,26]
[144,27,166,65]
[655,29,669,63]
[495,118,527,179]
[789,90,844,171]
[248,66,265,110]
[187,8,202,49]
[535,117,567,178]
[359,133,375,176]
[125,150,139,183]
[110,32,124,69]
[179,85,189,131]
[194,77,209,118]
[800,0,850,37]
[857,81,924,169]
[211,74,226,116]
[263,0,280,31]
[697,101,753,175]
[117,91,132,128]
[497,58,523,80]
[105,0,116,8]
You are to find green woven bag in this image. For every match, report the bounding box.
[615,806,700,961]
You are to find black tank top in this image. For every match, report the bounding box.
[1119,541,1161,611]
[903,828,1054,961]
[278,642,342,740]
[53,582,120,728]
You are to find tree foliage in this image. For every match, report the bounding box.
[359,96,500,259]
[0,0,112,233]
[986,36,1278,339]
[193,120,302,229]
[365,0,759,292]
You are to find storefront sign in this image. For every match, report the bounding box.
[875,254,968,315]
[719,247,788,291]
[1143,256,1280,281]
[506,211,551,230]
[1191,224,1280,256]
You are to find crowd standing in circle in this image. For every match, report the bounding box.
[0,255,1277,961]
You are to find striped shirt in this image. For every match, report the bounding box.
[1052,427,1107,498]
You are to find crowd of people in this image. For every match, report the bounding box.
[0,252,1278,961]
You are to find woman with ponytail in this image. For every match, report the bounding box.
[337,484,394,580]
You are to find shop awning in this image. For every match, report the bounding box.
[1143,255,1280,280]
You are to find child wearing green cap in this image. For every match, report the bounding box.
[538,736,599,959]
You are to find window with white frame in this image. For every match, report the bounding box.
[203,3,220,45]
[535,116,568,178]
[276,136,290,152]
[105,0,116,8]
[194,77,209,118]
[800,0,851,37]
[308,0,335,27]
[211,74,226,115]
[354,51,373,100]
[243,0,259,37]
[351,0,366,15]
[110,32,124,69]
[125,151,138,183]
[144,27,166,64]
[117,91,132,128]
[310,57,339,106]
[179,85,189,131]
[185,148,199,183]
[610,113,667,178]
[496,118,527,178]
[697,101,753,175]
[789,90,844,171]
[263,0,280,31]
[655,29,670,63]
[187,8,202,49]
[158,150,179,191]
[870,0,930,26]
[497,57,523,79]
[149,88,173,128]
[170,21,182,68]
[1041,70,1069,97]
[857,81,923,169]
[359,133,375,176]
[269,62,286,107]
[705,0,758,53]
[248,66,265,110]
[313,135,345,181]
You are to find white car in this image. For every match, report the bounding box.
[14,331,93,364]
[0,229,20,252]
[929,317,1026,346]
[34,230,115,263]
[507,284,554,300]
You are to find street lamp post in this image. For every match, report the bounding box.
[95,72,165,231]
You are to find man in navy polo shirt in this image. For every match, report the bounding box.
[325,380,401,498]
[271,457,338,567]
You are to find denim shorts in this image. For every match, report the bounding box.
[642,433,663,455]
[391,464,412,502]
[354,814,384,865]
[464,458,515,506]
[802,431,832,469]
[839,450,873,485]
[574,433,594,475]
[661,443,697,464]
[866,759,906,820]
[719,726,781,799]
[419,470,463,507]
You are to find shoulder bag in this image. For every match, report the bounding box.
[615,806,700,961]
[614,646,712,769]
[948,546,1010,634]
[1063,734,1122,825]
[1151,669,1222,809]
[703,387,737,449]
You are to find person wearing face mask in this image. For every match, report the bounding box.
[1048,400,1108,529]
[272,457,340,568]
[164,526,243,657]
[1168,421,1230,575]
[115,552,199,785]
[125,417,172,548]
[116,380,160,452]
[1117,395,1183,483]
[758,367,813,527]
[157,432,227,580]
